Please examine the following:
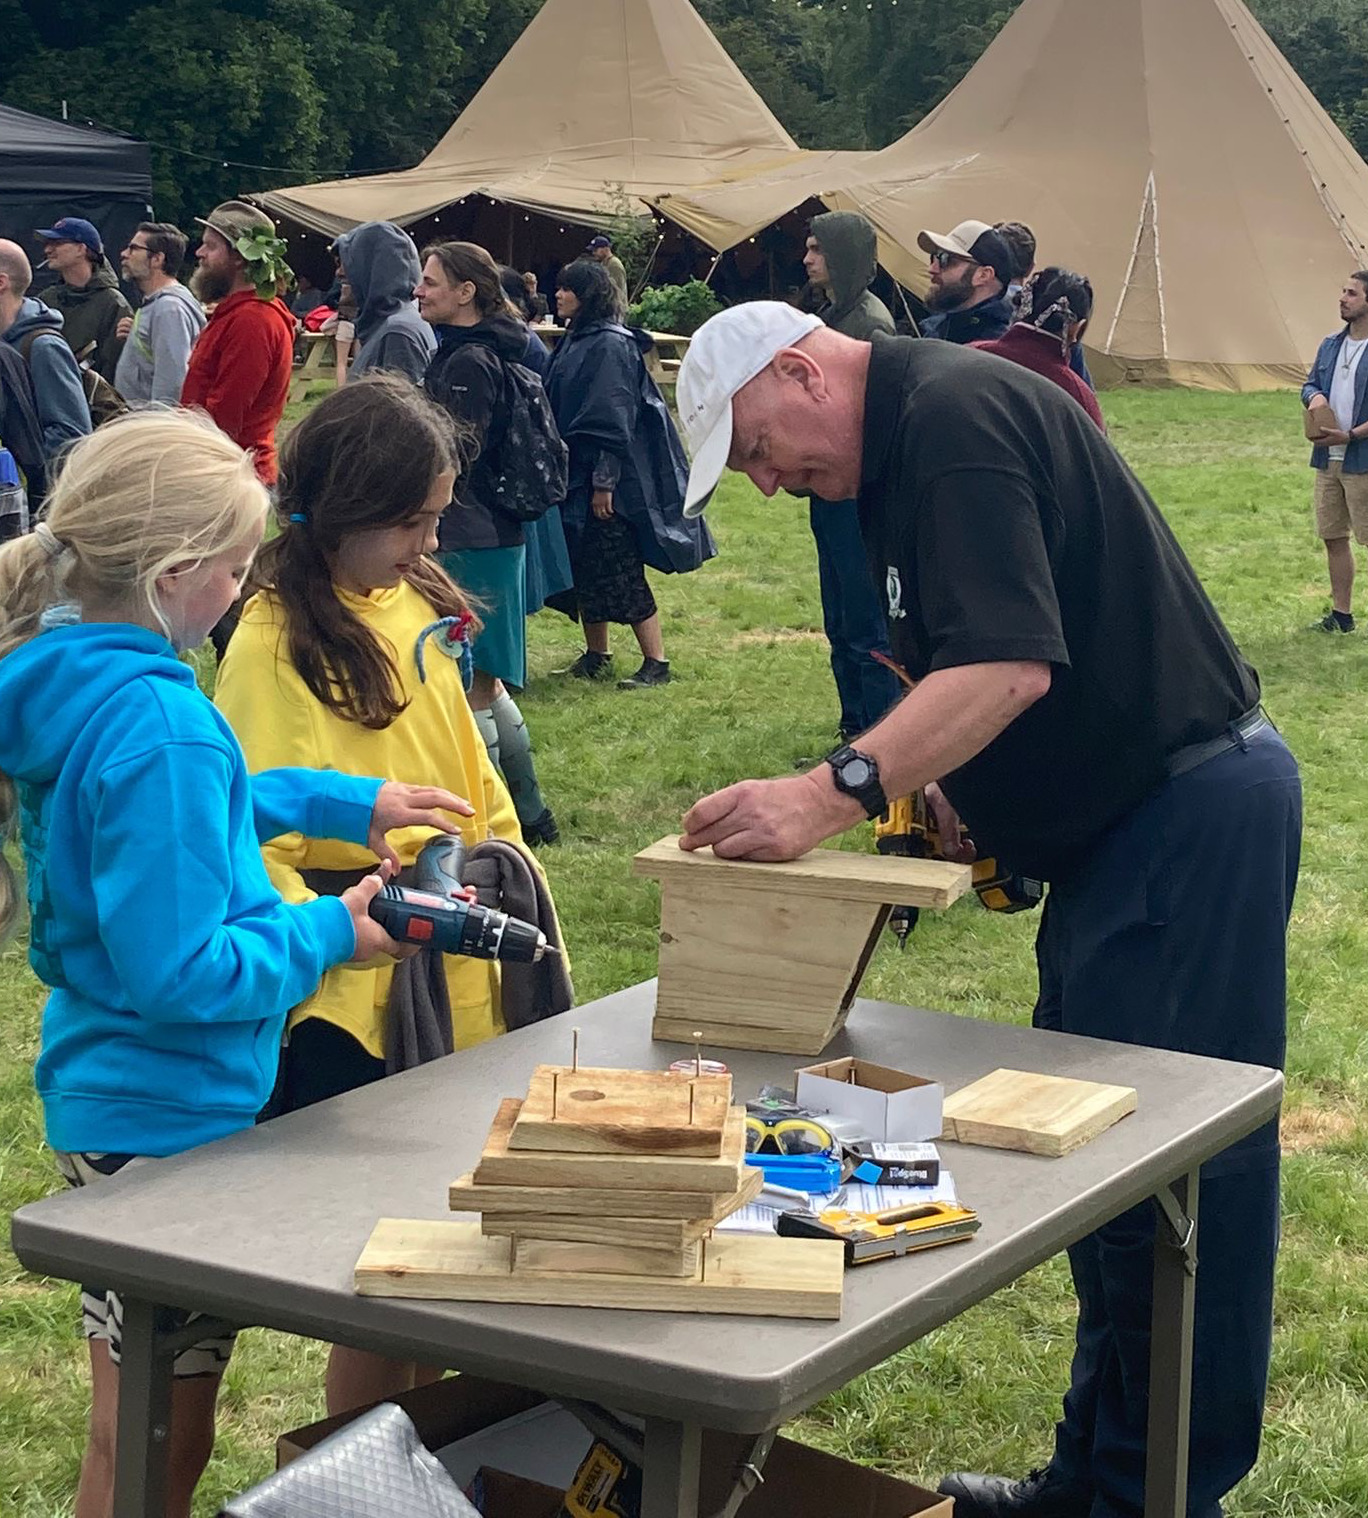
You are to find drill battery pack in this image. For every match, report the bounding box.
[561,1440,642,1518]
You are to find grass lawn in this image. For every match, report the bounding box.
[2,388,1367,1513]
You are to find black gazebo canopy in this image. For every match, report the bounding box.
[0,103,153,274]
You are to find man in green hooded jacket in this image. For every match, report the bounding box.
[36,217,130,385]
[802,211,902,740]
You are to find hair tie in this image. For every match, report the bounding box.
[288,513,308,525]
[33,521,66,559]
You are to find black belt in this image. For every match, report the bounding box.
[1164,706,1269,781]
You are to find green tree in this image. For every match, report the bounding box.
[0,0,529,224]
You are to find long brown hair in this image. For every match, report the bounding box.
[421,240,515,320]
[252,374,477,729]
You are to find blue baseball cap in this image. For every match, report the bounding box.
[36,217,103,255]
[587,235,612,250]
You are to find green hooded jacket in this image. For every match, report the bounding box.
[40,256,131,385]
[810,211,895,341]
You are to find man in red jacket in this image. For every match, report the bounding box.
[181,200,295,485]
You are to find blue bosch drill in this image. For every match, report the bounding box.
[368,834,555,964]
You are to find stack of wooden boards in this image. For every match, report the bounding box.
[355,1065,846,1319]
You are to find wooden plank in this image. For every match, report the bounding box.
[508,1066,731,1156]
[485,1214,708,1252]
[512,1237,700,1278]
[634,836,972,910]
[653,889,883,1051]
[474,1099,747,1193]
[652,1016,841,1058]
[449,1161,762,1221]
[942,1068,1138,1158]
[476,1168,765,1249]
[356,1220,844,1320]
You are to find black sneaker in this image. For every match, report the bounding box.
[521,808,560,847]
[936,1466,1092,1518]
[617,658,671,688]
[1313,610,1355,633]
[554,650,615,680]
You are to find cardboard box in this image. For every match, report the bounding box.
[797,1058,944,1143]
[279,1375,952,1517]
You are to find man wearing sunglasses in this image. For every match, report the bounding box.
[114,223,206,407]
[917,220,1014,345]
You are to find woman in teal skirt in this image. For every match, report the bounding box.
[416,239,558,844]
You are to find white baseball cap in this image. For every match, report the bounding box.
[677,302,823,517]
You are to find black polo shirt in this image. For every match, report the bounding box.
[856,336,1259,881]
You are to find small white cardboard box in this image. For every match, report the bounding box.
[796,1057,944,1143]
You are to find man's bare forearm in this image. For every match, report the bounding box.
[808,661,1052,819]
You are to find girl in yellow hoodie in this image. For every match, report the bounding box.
[215,372,550,1412]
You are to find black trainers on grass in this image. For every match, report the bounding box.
[1313,609,1355,633]
[617,658,671,688]
[554,650,615,679]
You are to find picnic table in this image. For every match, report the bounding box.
[530,324,689,386]
[9,982,1281,1518]
[289,329,339,404]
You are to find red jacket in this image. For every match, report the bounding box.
[971,324,1106,432]
[181,289,295,483]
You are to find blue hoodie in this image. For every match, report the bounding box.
[0,622,382,1156]
[1,297,92,459]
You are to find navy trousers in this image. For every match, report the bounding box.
[1032,726,1302,1517]
[809,498,901,737]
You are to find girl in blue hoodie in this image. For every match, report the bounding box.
[0,408,469,1518]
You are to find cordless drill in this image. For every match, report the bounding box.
[875,791,1043,947]
[368,834,555,963]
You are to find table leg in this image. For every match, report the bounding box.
[640,1418,702,1518]
[114,1296,174,1518]
[1144,1169,1200,1518]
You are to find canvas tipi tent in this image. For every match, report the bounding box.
[253,0,799,239]
[660,0,1368,389]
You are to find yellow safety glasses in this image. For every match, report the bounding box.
[744,1114,835,1157]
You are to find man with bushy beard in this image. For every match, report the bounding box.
[180,200,295,487]
[917,220,1015,345]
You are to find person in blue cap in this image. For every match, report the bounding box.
[35,217,130,385]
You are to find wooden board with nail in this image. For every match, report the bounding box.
[508,1065,732,1156]
[474,1098,748,1192]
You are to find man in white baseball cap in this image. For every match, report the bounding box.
[678,301,822,517]
[673,300,1299,1518]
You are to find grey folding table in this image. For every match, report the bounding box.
[10,982,1282,1518]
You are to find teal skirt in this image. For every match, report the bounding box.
[439,544,527,688]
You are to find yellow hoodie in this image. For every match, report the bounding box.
[214,581,532,1059]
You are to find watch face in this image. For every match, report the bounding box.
[841,757,873,787]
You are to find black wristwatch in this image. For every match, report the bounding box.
[824,744,887,819]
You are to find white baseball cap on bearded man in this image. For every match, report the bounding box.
[677,302,823,517]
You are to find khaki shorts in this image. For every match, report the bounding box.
[1313,461,1368,544]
